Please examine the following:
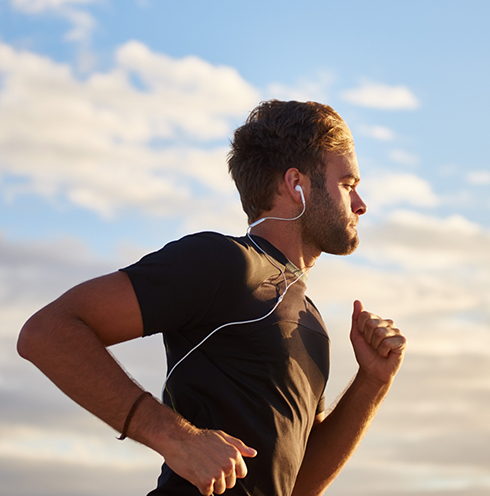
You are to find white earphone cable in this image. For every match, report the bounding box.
[162,186,309,397]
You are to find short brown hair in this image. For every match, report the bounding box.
[228,100,354,223]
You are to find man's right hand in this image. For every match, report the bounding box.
[163,423,257,495]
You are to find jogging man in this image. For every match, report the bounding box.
[18,100,407,496]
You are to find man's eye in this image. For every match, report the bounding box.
[343,184,354,191]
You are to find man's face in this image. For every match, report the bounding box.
[300,151,367,256]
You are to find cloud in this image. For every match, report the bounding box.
[307,209,490,333]
[363,209,488,269]
[341,81,420,110]
[305,211,490,496]
[466,170,490,185]
[0,229,171,496]
[266,71,334,103]
[3,213,490,496]
[388,148,419,165]
[0,424,159,468]
[337,351,490,495]
[11,0,98,43]
[360,172,439,213]
[11,0,95,12]
[115,41,258,134]
[0,41,259,218]
[304,208,490,493]
[0,34,487,496]
[0,456,160,496]
[357,124,395,141]
[0,231,115,307]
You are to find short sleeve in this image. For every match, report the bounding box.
[120,232,230,336]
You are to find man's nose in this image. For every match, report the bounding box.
[352,191,367,215]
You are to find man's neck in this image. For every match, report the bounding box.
[249,221,320,272]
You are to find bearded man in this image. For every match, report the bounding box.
[18,100,406,496]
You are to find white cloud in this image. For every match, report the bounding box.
[1,33,487,496]
[3,214,490,496]
[308,208,489,304]
[306,209,490,361]
[361,172,439,212]
[360,210,489,270]
[304,208,490,496]
[388,148,420,165]
[0,41,259,218]
[0,231,116,308]
[115,41,258,132]
[0,424,159,468]
[60,5,96,42]
[387,209,482,236]
[341,81,420,110]
[11,0,95,12]
[358,124,395,141]
[466,169,490,185]
[11,0,98,43]
[266,71,334,103]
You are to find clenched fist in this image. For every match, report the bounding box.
[350,300,407,386]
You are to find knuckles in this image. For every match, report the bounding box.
[222,458,235,473]
[373,326,388,339]
[363,316,397,333]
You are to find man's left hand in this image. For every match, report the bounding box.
[350,300,407,385]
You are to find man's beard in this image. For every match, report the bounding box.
[300,185,359,256]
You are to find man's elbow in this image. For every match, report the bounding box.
[17,307,55,363]
[18,313,42,362]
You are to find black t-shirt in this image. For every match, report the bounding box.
[121,232,330,496]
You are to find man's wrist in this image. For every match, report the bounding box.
[354,368,393,398]
[125,394,193,457]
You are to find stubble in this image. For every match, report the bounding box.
[300,185,359,256]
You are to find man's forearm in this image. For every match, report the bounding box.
[292,370,392,496]
[17,303,183,453]
[18,300,257,495]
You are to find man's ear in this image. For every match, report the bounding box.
[284,168,306,204]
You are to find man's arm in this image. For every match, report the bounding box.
[292,300,407,496]
[17,271,256,496]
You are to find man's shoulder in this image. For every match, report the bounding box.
[175,231,240,245]
[165,231,247,256]
[125,232,248,270]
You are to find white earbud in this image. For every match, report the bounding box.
[248,185,306,229]
[295,185,305,205]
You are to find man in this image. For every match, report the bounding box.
[18,100,406,496]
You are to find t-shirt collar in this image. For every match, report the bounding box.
[248,234,308,282]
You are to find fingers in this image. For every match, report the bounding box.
[216,431,256,480]
[351,299,364,328]
[164,419,257,495]
[199,452,241,495]
[211,470,232,495]
[365,322,403,356]
[225,467,237,490]
[213,466,237,494]
[350,301,407,384]
[194,431,256,495]
[197,462,236,496]
[362,316,394,348]
[219,431,257,459]
[377,334,406,357]
[354,303,405,356]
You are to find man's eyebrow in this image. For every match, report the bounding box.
[340,173,361,184]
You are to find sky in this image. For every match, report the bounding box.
[1,0,490,495]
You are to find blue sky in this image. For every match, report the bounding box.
[1,1,490,495]
[2,0,489,255]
